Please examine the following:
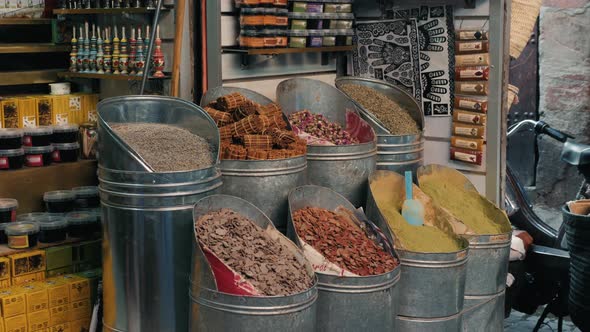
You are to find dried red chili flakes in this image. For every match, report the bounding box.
[293,207,398,276]
[195,209,314,296]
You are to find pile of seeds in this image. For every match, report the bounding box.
[293,207,398,276]
[195,209,314,296]
[288,110,359,146]
[111,123,213,172]
[341,84,421,136]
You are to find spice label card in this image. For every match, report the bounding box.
[22,116,36,128]
[353,5,456,117]
[69,97,81,111]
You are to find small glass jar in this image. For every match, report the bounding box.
[52,124,79,144]
[23,127,53,147]
[0,129,23,149]
[5,221,40,249]
[24,145,54,167]
[52,142,80,163]
[0,198,18,223]
[44,190,76,213]
[0,148,25,170]
[37,215,68,243]
[73,186,100,209]
[66,211,100,239]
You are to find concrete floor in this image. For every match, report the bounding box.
[505,311,580,331]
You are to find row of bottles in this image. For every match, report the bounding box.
[69,22,165,78]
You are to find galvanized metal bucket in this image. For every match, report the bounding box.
[335,77,425,175]
[200,86,273,106]
[190,194,318,332]
[98,95,220,172]
[366,171,469,319]
[396,312,463,332]
[462,291,506,332]
[287,185,400,331]
[277,78,377,207]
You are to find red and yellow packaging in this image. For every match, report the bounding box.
[35,96,55,126]
[1,98,19,129]
[11,271,45,286]
[0,258,10,282]
[50,96,71,125]
[56,275,89,302]
[18,97,37,128]
[10,250,46,278]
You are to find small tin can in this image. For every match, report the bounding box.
[79,122,97,160]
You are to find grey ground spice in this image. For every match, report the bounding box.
[111,123,214,172]
[341,84,421,136]
[196,209,314,296]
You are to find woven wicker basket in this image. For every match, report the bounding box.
[510,0,542,59]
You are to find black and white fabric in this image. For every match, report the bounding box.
[353,6,455,116]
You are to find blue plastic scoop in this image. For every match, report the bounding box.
[402,171,425,226]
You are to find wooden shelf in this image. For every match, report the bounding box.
[0,43,70,54]
[57,71,170,80]
[53,7,167,14]
[0,18,53,25]
[222,45,354,56]
[0,69,62,86]
[0,237,90,257]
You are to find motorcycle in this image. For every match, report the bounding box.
[504,119,590,331]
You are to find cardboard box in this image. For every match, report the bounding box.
[18,97,37,128]
[56,276,88,302]
[3,314,26,332]
[62,95,84,125]
[49,304,68,326]
[27,309,49,331]
[35,96,54,126]
[0,288,26,318]
[1,99,19,129]
[0,317,3,332]
[42,279,69,308]
[21,283,49,313]
[10,250,46,277]
[83,94,99,123]
[45,246,73,271]
[0,280,10,290]
[46,267,74,279]
[74,240,101,265]
[0,258,9,281]
[50,96,70,125]
[69,317,89,332]
[48,322,70,332]
[75,269,100,305]
[67,299,90,322]
[11,271,45,286]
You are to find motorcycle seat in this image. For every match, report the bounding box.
[561,141,590,166]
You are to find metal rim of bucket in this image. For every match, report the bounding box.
[103,322,126,332]
[306,144,377,161]
[98,172,222,190]
[377,148,424,156]
[397,249,469,268]
[334,76,425,134]
[378,142,424,151]
[99,180,223,199]
[378,134,424,145]
[396,311,463,323]
[200,86,273,106]
[377,159,424,167]
[220,156,307,177]
[98,165,221,184]
[316,271,400,294]
[464,233,512,249]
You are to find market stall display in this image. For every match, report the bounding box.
[37,215,69,243]
[277,78,377,208]
[0,129,23,150]
[191,194,317,332]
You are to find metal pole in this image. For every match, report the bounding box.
[140,0,163,95]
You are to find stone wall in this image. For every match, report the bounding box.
[534,1,590,213]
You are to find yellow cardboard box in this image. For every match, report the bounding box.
[56,275,89,302]
[3,314,26,332]
[49,304,68,326]
[67,299,90,322]
[48,322,70,332]
[83,94,99,123]
[27,309,49,331]
[0,317,3,332]
[21,283,49,313]
[63,95,85,125]
[0,288,26,318]
[1,98,19,129]
[50,96,71,125]
[42,279,69,308]
[0,281,9,291]
[0,258,10,281]
[35,96,55,126]
[10,250,46,278]
[69,317,89,332]
[18,97,37,128]
[11,271,45,286]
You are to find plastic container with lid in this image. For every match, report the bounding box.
[23,127,53,147]
[52,142,79,163]
[66,211,100,239]
[0,198,18,223]
[5,221,40,249]
[0,224,8,244]
[0,148,25,170]
[44,190,76,213]
[51,124,79,144]
[73,186,100,209]
[24,145,54,167]
[17,212,63,222]
[0,129,23,149]
[37,215,68,243]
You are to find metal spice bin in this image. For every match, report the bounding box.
[277,78,377,208]
[287,185,401,331]
[201,86,308,233]
[190,194,318,332]
[98,96,222,332]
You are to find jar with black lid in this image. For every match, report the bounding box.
[23,126,53,147]
[0,129,23,149]
[44,190,76,213]
[17,212,63,222]
[52,142,79,163]
[0,223,7,244]
[73,186,100,209]
[0,148,24,170]
[66,211,100,239]
[0,198,18,223]
[52,124,79,144]
[24,145,54,167]
[37,215,68,243]
[5,221,40,249]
